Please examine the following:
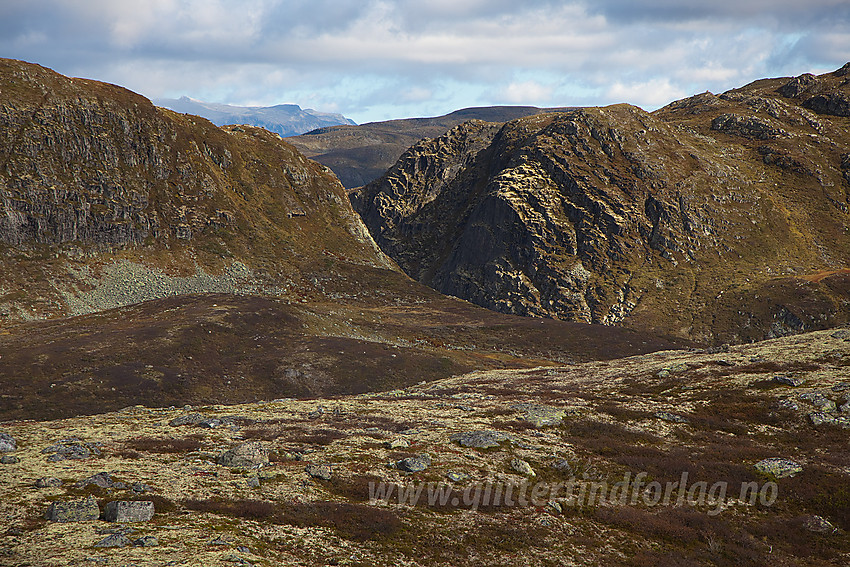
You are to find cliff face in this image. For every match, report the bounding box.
[0,58,393,320]
[353,66,850,343]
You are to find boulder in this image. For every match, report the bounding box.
[510,458,536,477]
[218,442,268,468]
[168,413,206,427]
[802,515,837,534]
[77,472,120,489]
[655,411,689,424]
[450,430,511,449]
[0,432,16,452]
[133,536,159,547]
[45,496,100,522]
[774,374,805,387]
[384,438,410,450]
[510,403,568,427]
[397,454,431,473]
[305,463,332,481]
[103,501,155,523]
[94,533,131,548]
[42,440,100,462]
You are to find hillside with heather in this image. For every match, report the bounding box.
[0,59,684,419]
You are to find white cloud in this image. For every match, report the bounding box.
[605,78,687,109]
[0,0,847,122]
[500,81,555,105]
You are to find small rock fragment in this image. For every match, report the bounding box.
[45,496,100,522]
[103,501,155,523]
[755,458,803,478]
[0,455,18,464]
[397,454,431,473]
[246,476,260,488]
[133,536,159,547]
[510,458,536,477]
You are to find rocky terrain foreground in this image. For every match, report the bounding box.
[1,328,848,566]
[354,65,850,344]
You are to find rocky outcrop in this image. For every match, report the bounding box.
[353,65,850,343]
[0,58,395,320]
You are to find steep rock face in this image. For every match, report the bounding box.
[0,58,393,319]
[353,66,850,343]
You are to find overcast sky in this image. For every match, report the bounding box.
[2,1,849,124]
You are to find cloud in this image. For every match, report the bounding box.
[500,81,555,105]
[0,1,848,122]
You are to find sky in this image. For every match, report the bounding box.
[1,1,849,124]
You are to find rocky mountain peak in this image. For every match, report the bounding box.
[353,67,850,343]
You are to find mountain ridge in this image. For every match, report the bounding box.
[155,95,356,137]
[352,65,850,344]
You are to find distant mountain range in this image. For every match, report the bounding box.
[155,96,356,137]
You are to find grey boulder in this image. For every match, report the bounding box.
[45,496,100,522]
[103,501,155,523]
[218,442,269,468]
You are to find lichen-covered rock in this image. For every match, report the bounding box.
[755,458,803,478]
[305,463,332,481]
[450,430,511,449]
[397,454,431,473]
[42,439,101,461]
[218,442,268,468]
[169,413,206,427]
[45,496,100,522]
[655,411,689,424]
[510,458,536,477]
[94,533,131,548]
[103,501,155,522]
[510,403,568,427]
